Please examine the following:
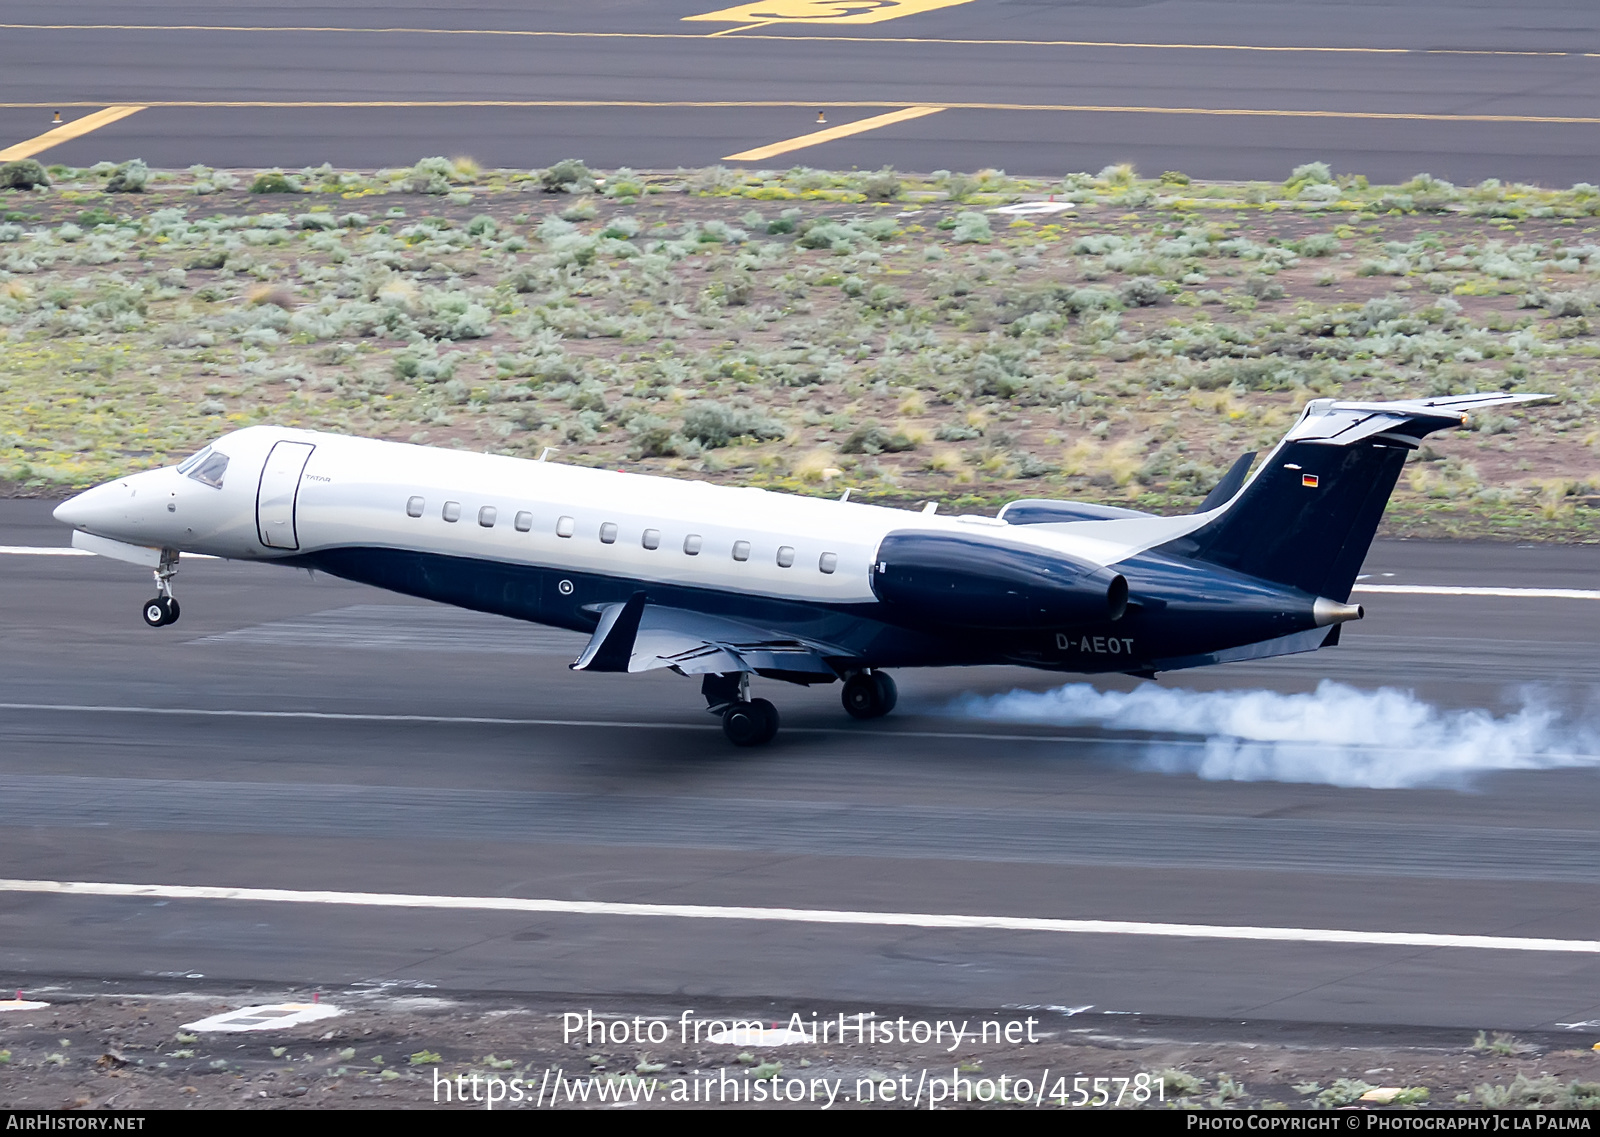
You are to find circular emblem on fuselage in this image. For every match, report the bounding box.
[558,579,574,596]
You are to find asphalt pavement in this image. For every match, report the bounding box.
[3,1,1600,182]
[2,497,1598,1032]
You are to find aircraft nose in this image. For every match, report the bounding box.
[53,491,92,528]
[53,481,130,533]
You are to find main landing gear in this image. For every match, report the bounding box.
[702,673,779,747]
[141,549,181,627]
[702,668,899,746]
[841,670,897,720]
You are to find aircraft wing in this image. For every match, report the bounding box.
[571,593,841,677]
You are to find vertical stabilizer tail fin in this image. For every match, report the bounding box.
[1163,393,1547,599]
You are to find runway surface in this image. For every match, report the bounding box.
[2,497,1598,1032]
[3,1,1600,183]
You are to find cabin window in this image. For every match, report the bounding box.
[776,545,795,568]
[188,451,229,489]
[683,534,702,556]
[556,515,575,538]
[600,522,618,544]
[406,496,425,518]
[478,506,497,528]
[642,528,661,550]
[818,552,838,574]
[514,511,532,532]
[732,540,751,562]
[442,501,461,523]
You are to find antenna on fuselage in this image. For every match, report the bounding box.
[537,447,559,462]
[839,488,852,502]
[921,502,938,514]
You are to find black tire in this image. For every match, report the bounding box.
[163,597,180,625]
[870,671,897,716]
[749,698,780,744]
[142,599,167,628]
[842,674,880,719]
[722,701,769,746]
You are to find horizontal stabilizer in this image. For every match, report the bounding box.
[1283,392,1548,448]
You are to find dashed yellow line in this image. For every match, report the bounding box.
[0,23,1590,57]
[0,100,1596,125]
[0,105,145,161]
[724,105,944,161]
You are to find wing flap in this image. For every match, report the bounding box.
[572,599,840,677]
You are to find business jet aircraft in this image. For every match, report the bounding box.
[52,392,1541,745]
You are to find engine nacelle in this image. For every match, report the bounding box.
[870,531,1128,629]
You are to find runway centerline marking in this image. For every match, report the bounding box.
[0,100,1594,125]
[724,105,944,161]
[0,703,1593,762]
[1353,584,1600,600]
[1,877,1594,953]
[0,24,1586,58]
[0,105,145,162]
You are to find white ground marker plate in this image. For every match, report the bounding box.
[182,1002,343,1032]
[0,999,50,1012]
[989,201,1076,216]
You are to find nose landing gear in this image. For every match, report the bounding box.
[141,549,181,627]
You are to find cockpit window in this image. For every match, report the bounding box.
[176,446,212,474]
[188,451,229,488]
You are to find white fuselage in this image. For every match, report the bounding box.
[54,425,1212,605]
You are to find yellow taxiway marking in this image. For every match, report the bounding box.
[0,100,1597,126]
[0,23,1591,57]
[685,0,974,25]
[724,104,944,161]
[0,105,145,161]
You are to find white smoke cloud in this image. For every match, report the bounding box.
[947,680,1599,789]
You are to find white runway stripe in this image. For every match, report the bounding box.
[0,701,1164,745]
[1353,584,1600,600]
[0,877,1593,954]
[0,546,218,559]
[1,702,1594,760]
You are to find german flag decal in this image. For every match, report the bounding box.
[1302,473,1320,488]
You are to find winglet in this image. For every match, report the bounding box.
[571,591,648,672]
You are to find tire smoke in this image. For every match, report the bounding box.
[948,680,1599,789]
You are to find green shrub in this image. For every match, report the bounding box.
[0,159,50,190]
[841,424,916,454]
[950,211,992,244]
[250,171,299,194]
[860,167,902,200]
[106,160,149,193]
[680,402,786,448]
[1119,277,1165,307]
[1158,170,1190,186]
[1285,161,1333,195]
[540,158,593,193]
